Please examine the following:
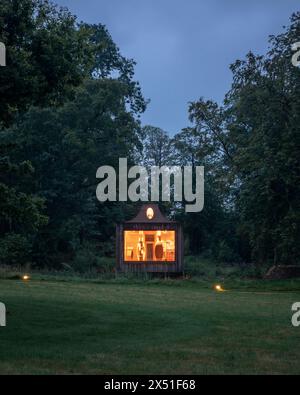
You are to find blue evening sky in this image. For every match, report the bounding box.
[56,0,299,135]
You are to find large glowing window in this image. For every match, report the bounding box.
[124,230,175,262]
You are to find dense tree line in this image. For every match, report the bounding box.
[0,1,299,270]
[142,13,300,266]
[0,0,145,268]
[177,12,300,265]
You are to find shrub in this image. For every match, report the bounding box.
[214,241,240,263]
[0,234,31,266]
[72,244,114,274]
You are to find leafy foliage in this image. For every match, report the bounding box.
[174,12,300,265]
[0,0,145,267]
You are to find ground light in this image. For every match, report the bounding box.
[214,284,225,292]
[22,275,30,281]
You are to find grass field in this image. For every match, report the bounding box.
[0,277,300,374]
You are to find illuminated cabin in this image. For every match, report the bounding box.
[116,204,184,273]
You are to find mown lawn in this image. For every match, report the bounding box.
[0,278,300,374]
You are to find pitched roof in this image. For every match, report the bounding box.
[126,204,176,224]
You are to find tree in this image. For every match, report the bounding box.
[6,79,144,266]
[0,0,146,267]
[173,119,239,261]
[177,12,300,264]
[224,13,300,264]
[140,126,175,167]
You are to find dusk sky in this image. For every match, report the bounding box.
[56,0,299,135]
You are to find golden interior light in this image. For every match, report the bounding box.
[22,275,30,281]
[124,230,175,262]
[146,207,154,220]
